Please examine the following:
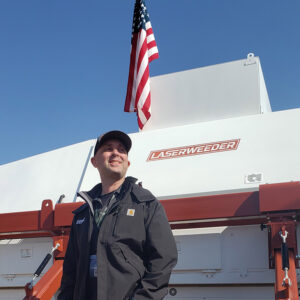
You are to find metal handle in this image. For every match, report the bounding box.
[34,254,52,277]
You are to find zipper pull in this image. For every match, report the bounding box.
[112,207,120,236]
[114,207,120,215]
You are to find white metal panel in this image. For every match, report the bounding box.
[1,109,300,212]
[0,290,57,300]
[171,225,274,285]
[0,140,94,213]
[174,228,223,271]
[143,56,271,131]
[0,238,53,287]
[258,61,272,113]
[164,286,274,300]
[0,289,26,300]
[83,108,299,199]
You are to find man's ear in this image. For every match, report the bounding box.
[91,157,96,168]
[128,160,131,167]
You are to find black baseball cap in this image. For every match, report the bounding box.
[94,130,132,156]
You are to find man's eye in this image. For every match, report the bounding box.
[118,148,126,153]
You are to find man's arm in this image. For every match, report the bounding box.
[57,221,77,300]
[132,201,178,300]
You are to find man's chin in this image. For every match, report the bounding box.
[107,170,126,180]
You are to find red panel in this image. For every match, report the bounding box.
[260,182,300,213]
[54,202,82,227]
[0,210,40,233]
[40,200,54,230]
[171,217,267,229]
[1,181,299,236]
[161,191,260,222]
[0,232,52,239]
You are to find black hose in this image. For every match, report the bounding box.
[34,253,52,277]
[281,242,289,270]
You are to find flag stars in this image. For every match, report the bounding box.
[132,0,150,31]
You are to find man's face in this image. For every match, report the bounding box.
[91,139,130,180]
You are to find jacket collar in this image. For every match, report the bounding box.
[131,184,156,202]
[75,177,139,214]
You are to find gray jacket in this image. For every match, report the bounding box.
[58,177,178,300]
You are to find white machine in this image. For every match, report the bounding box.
[0,55,299,300]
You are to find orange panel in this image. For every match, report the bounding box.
[24,260,63,300]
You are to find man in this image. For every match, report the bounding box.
[58,130,178,300]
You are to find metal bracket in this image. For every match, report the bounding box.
[282,267,292,287]
[267,217,298,269]
[280,229,288,243]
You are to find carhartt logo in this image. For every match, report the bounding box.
[76,218,85,224]
[147,139,240,161]
[127,209,135,216]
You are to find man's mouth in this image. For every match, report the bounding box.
[109,160,121,164]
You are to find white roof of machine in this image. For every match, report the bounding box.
[143,54,271,131]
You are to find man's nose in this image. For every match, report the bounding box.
[111,148,120,156]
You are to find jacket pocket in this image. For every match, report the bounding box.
[117,243,145,279]
[124,282,138,300]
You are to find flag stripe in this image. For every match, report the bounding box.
[145,21,152,30]
[135,65,150,109]
[146,28,153,36]
[136,35,148,75]
[148,52,159,63]
[141,93,151,119]
[147,40,157,50]
[124,36,138,112]
[147,35,155,44]
[137,77,150,111]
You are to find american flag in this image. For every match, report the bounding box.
[124,0,158,129]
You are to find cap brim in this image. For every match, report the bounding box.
[94,130,132,155]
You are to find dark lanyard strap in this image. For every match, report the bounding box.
[94,192,117,228]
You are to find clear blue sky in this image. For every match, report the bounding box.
[1,0,299,165]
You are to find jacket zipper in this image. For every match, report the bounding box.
[97,200,120,241]
[111,207,120,236]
